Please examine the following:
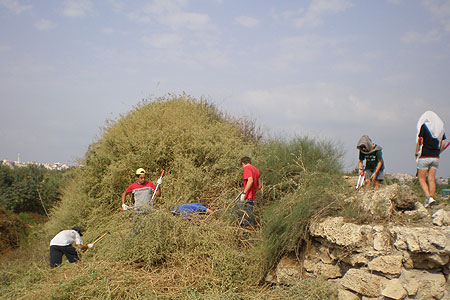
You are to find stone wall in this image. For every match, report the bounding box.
[266,183,450,300]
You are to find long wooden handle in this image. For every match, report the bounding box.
[92,232,109,244]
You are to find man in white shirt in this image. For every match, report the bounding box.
[49,226,93,268]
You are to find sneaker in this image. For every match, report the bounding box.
[424,197,435,208]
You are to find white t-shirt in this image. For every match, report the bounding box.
[50,229,83,246]
[133,186,154,209]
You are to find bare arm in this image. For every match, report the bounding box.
[415,137,423,158]
[358,160,364,175]
[121,191,128,204]
[244,177,253,194]
[372,158,383,181]
[441,139,448,153]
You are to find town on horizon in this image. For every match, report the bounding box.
[1,153,70,171]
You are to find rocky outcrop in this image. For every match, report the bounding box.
[267,184,450,300]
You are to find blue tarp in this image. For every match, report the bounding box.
[172,203,209,215]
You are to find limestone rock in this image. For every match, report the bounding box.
[400,269,446,300]
[360,187,393,218]
[309,217,370,248]
[402,277,419,296]
[274,256,301,283]
[381,278,407,299]
[340,268,387,297]
[410,253,450,269]
[372,225,389,251]
[432,209,450,226]
[404,202,429,218]
[303,255,342,279]
[390,183,416,211]
[390,226,450,254]
[368,255,403,275]
[338,289,359,300]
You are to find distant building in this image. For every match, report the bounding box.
[1,159,70,171]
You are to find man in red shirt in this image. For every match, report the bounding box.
[121,168,161,211]
[237,156,261,226]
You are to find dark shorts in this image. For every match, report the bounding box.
[49,245,79,268]
[365,169,384,181]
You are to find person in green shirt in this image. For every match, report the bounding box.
[357,135,384,189]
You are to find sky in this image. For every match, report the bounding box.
[1,0,450,177]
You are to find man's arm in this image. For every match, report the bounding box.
[372,159,383,181]
[358,160,364,175]
[244,176,253,194]
[121,191,128,204]
[441,139,448,153]
[415,137,423,158]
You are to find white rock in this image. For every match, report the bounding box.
[340,268,387,297]
[338,289,359,300]
[309,217,370,248]
[432,209,450,226]
[400,269,446,300]
[381,278,407,299]
[368,255,403,275]
[274,256,301,283]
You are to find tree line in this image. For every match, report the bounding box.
[0,164,68,215]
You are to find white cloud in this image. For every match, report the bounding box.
[127,0,212,31]
[331,62,369,73]
[0,0,31,14]
[235,83,406,144]
[401,28,441,44]
[270,35,333,71]
[387,0,403,4]
[0,45,11,53]
[235,15,260,28]
[382,72,413,85]
[101,27,115,35]
[61,0,93,17]
[292,0,353,29]
[141,33,183,49]
[160,12,212,30]
[194,49,230,68]
[34,19,57,31]
[422,0,450,31]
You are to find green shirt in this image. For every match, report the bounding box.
[359,149,384,171]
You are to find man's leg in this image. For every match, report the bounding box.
[63,245,80,263]
[49,246,63,268]
[428,168,437,197]
[374,180,380,189]
[243,200,255,226]
[417,169,430,198]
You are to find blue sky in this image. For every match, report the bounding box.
[1,0,450,177]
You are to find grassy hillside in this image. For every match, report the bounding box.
[0,96,343,299]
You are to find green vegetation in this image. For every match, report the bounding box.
[0,96,342,299]
[0,164,67,215]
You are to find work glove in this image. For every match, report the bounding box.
[157,177,163,185]
[88,244,94,249]
[122,203,128,210]
[240,192,246,202]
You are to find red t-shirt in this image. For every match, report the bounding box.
[125,181,156,194]
[243,164,260,200]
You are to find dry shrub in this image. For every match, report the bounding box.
[0,207,28,252]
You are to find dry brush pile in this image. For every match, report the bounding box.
[0,96,341,299]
